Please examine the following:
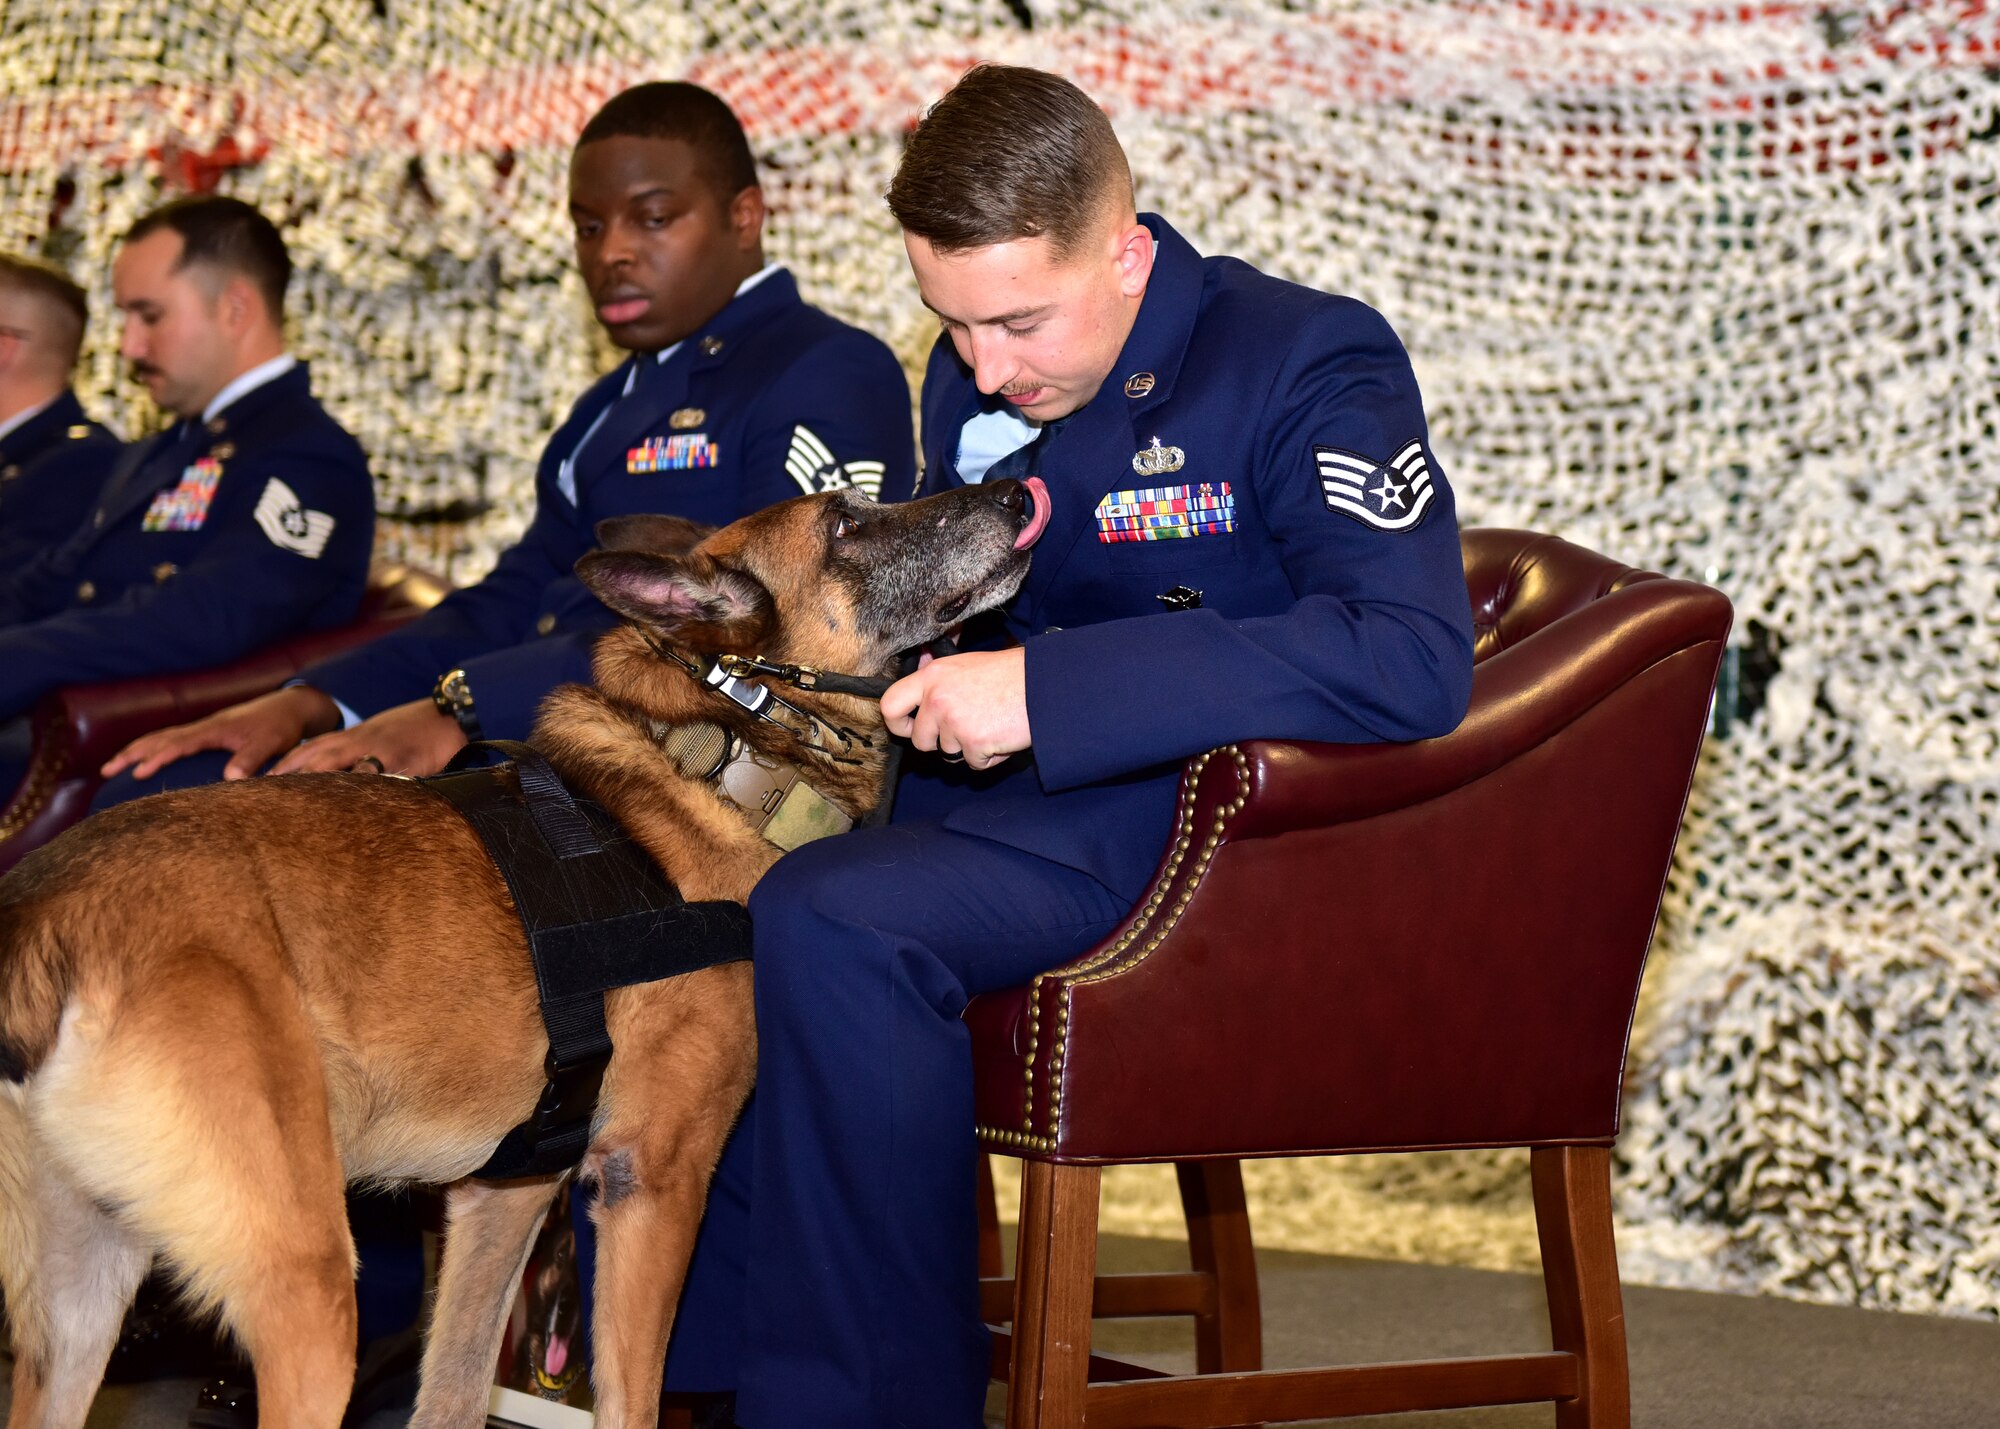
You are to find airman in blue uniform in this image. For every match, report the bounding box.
[0,200,373,725]
[656,67,1476,1428]
[0,254,122,577]
[103,81,913,798]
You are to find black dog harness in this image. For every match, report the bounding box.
[428,639,946,1180]
[425,741,752,1180]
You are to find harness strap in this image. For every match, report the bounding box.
[427,740,752,1181]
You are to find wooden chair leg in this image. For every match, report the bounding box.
[1007,1161,1101,1429]
[977,1149,1006,1278]
[1177,1160,1262,1375]
[1532,1145,1631,1429]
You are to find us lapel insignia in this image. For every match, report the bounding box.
[1132,436,1186,478]
[1124,372,1156,398]
[670,407,706,430]
[210,442,236,461]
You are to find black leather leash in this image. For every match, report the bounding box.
[424,740,752,1181]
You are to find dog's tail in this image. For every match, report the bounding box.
[0,902,70,1084]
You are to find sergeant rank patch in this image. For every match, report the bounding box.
[1314,440,1435,531]
[254,477,336,558]
[785,425,885,499]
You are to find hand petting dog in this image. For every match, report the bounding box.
[882,647,1029,771]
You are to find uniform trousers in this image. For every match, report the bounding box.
[582,818,1133,1428]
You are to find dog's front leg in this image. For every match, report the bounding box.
[581,1141,721,1429]
[409,1176,562,1429]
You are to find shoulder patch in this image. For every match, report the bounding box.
[785,425,885,500]
[253,477,336,558]
[1314,440,1435,532]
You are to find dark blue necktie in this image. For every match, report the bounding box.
[574,353,673,481]
[979,415,1068,484]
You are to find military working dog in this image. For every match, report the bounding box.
[0,478,1050,1429]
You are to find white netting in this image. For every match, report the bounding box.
[5,0,1997,1315]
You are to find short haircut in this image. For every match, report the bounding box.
[886,64,1133,258]
[0,252,88,369]
[576,82,760,203]
[124,195,291,321]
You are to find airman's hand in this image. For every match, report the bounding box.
[101,684,341,782]
[881,648,1031,772]
[271,697,467,778]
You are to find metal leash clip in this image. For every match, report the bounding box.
[717,653,823,689]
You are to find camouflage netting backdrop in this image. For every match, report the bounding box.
[4,0,1995,1317]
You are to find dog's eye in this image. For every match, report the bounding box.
[833,513,862,540]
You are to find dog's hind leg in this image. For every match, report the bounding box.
[0,1093,151,1429]
[409,1176,561,1429]
[30,950,358,1429]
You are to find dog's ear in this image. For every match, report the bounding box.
[595,514,714,557]
[576,550,775,651]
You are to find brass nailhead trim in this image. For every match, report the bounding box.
[1006,747,1251,1149]
[0,718,73,841]
[975,1122,1055,1154]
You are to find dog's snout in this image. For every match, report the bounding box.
[988,479,1029,522]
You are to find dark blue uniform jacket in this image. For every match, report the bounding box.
[0,389,120,575]
[0,363,374,720]
[304,269,916,741]
[908,215,1476,903]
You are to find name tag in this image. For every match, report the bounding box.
[1095,482,1235,542]
[142,458,223,532]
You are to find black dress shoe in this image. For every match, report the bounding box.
[188,1377,255,1429]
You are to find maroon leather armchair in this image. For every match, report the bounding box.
[971,529,1732,1429]
[0,561,449,874]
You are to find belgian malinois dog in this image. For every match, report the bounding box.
[0,478,1050,1429]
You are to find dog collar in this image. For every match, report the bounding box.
[642,634,879,761]
[648,716,855,852]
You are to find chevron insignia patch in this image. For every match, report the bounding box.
[253,477,336,558]
[784,425,885,499]
[1314,439,1436,532]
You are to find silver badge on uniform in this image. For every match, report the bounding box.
[1131,436,1185,478]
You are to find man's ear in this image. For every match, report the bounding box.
[220,274,262,338]
[595,513,714,557]
[1112,221,1155,300]
[575,549,775,653]
[729,184,767,253]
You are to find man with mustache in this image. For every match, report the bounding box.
[103,81,913,794]
[660,66,1476,1428]
[0,253,121,575]
[0,197,374,773]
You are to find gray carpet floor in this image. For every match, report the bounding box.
[6,1235,1997,1427]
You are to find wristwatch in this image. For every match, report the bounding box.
[431,667,484,741]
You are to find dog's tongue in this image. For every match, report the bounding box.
[544,1334,570,1378]
[1015,476,1052,550]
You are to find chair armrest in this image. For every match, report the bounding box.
[971,573,1732,1164]
[0,601,431,875]
[53,613,414,776]
[1228,576,1734,836]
